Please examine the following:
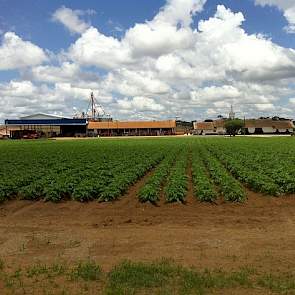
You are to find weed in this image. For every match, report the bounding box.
[105,259,178,294]
[0,258,4,271]
[71,260,101,281]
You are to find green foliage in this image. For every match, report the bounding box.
[70,260,101,281]
[224,119,244,136]
[192,145,218,202]
[204,140,285,196]
[0,137,295,203]
[165,150,189,203]
[201,145,246,202]
[107,259,177,290]
[2,258,295,294]
[0,139,170,202]
[138,149,179,203]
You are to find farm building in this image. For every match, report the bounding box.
[245,119,294,134]
[0,125,9,138]
[194,118,294,135]
[175,120,194,135]
[4,114,183,138]
[194,120,226,135]
[88,120,177,136]
[5,114,87,139]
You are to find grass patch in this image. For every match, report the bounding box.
[0,259,295,294]
[258,273,295,294]
[105,260,257,295]
[70,260,101,281]
[26,263,65,278]
[105,259,178,294]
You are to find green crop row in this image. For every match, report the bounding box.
[2,137,295,204]
[0,140,175,202]
[201,146,246,202]
[191,146,218,202]
[202,138,295,195]
[138,149,179,203]
[206,146,282,196]
[164,149,189,203]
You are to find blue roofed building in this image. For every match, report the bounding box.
[5,113,88,138]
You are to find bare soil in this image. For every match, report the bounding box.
[0,176,295,277]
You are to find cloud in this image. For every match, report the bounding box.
[0,80,102,120]
[154,0,206,26]
[0,32,47,70]
[36,3,295,119]
[124,0,205,58]
[2,0,295,122]
[254,103,275,111]
[104,69,170,97]
[255,0,295,33]
[68,27,132,69]
[117,96,164,112]
[23,62,101,87]
[52,6,95,34]
[68,0,206,67]
[190,85,241,105]
[284,6,295,33]
[195,5,295,82]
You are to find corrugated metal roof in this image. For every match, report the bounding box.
[5,118,87,126]
[20,113,68,120]
[88,120,176,130]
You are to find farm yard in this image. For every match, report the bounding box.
[1,137,295,294]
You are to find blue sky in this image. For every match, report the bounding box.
[0,0,292,55]
[0,0,295,121]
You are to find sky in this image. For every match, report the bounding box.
[1,0,295,122]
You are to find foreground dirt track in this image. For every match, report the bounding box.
[1,189,295,274]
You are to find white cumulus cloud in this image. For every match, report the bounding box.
[2,0,295,122]
[0,32,47,70]
[52,6,95,34]
[255,0,295,33]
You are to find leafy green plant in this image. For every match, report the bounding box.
[70,260,101,281]
[192,146,217,202]
[165,150,189,203]
[138,150,178,203]
[200,146,246,202]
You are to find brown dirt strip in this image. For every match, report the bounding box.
[0,189,295,275]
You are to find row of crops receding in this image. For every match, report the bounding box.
[0,137,295,204]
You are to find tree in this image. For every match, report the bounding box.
[224,119,244,136]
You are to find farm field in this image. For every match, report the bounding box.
[1,137,295,294]
[1,137,295,203]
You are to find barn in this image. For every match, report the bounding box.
[5,114,87,139]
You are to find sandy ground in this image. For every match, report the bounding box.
[0,174,295,275]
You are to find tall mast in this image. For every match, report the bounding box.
[86,91,109,121]
[91,92,95,119]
